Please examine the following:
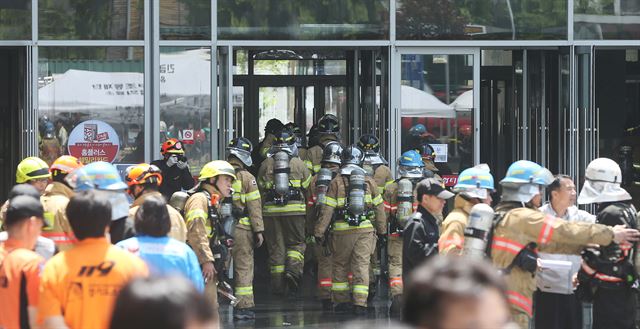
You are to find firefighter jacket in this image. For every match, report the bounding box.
[372,165,394,195]
[491,201,615,318]
[257,155,312,217]
[314,174,386,237]
[40,182,76,250]
[184,184,223,265]
[150,158,195,200]
[304,169,338,235]
[438,195,475,256]
[383,181,418,236]
[129,190,187,242]
[229,158,264,233]
[259,133,276,158]
[304,134,339,173]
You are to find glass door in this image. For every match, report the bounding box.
[393,48,480,185]
[575,46,596,193]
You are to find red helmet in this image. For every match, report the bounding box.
[161,138,185,155]
[459,124,472,137]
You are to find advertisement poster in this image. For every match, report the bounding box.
[430,144,448,163]
[68,120,120,163]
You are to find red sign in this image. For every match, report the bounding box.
[67,120,120,163]
[442,175,458,187]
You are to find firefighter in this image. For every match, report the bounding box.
[305,141,344,310]
[314,145,386,315]
[151,138,195,200]
[383,149,425,316]
[438,164,494,256]
[40,155,83,250]
[489,160,640,328]
[39,121,62,165]
[1,157,51,228]
[576,158,639,329]
[417,143,442,181]
[258,128,312,295]
[183,160,236,310]
[125,163,187,242]
[305,114,341,173]
[286,122,309,162]
[225,137,265,320]
[259,118,285,159]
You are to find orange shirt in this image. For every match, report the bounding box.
[38,237,148,329]
[0,238,44,329]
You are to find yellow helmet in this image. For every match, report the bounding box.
[199,160,236,181]
[16,157,50,183]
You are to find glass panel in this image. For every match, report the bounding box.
[39,0,143,40]
[325,86,347,117]
[396,0,567,40]
[159,47,211,175]
[400,54,474,176]
[254,60,346,75]
[0,2,31,39]
[160,0,211,40]
[575,0,640,39]
[38,47,144,165]
[258,87,295,141]
[217,0,389,40]
[305,86,315,133]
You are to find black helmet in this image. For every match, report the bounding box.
[418,144,436,162]
[265,119,284,135]
[341,145,365,166]
[226,137,253,167]
[274,128,296,145]
[357,134,380,153]
[285,122,305,147]
[307,124,320,148]
[318,114,340,134]
[322,142,344,165]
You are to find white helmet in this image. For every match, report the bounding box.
[578,158,631,204]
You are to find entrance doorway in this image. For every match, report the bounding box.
[0,47,28,200]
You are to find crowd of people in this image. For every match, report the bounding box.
[1,114,640,329]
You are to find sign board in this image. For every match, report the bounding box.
[68,120,120,163]
[182,129,194,144]
[431,144,448,163]
[442,175,459,187]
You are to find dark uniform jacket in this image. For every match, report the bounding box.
[403,205,439,279]
[151,158,195,200]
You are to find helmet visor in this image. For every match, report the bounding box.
[398,166,424,179]
[227,148,253,167]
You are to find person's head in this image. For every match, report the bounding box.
[264,118,284,136]
[317,114,340,135]
[4,195,46,249]
[454,164,495,205]
[416,178,454,214]
[226,137,253,168]
[8,184,41,201]
[321,141,343,168]
[125,163,163,199]
[66,190,112,240]
[15,157,50,194]
[547,175,576,209]
[397,150,425,180]
[198,160,236,198]
[404,256,512,329]
[339,145,365,175]
[110,276,218,329]
[578,157,631,205]
[134,195,170,237]
[161,138,186,160]
[499,160,554,207]
[50,155,83,186]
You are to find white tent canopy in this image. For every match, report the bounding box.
[449,89,473,111]
[400,85,456,118]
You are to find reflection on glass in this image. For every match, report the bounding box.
[218,0,389,40]
[575,0,640,39]
[39,0,143,40]
[160,0,211,40]
[305,87,315,133]
[38,47,144,165]
[254,60,346,75]
[258,87,295,141]
[0,2,31,39]
[396,0,567,40]
[400,54,474,175]
[159,47,211,174]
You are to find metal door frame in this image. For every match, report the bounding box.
[391,47,481,173]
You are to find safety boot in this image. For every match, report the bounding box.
[389,294,403,318]
[353,305,368,316]
[321,299,333,311]
[234,308,256,320]
[334,302,353,314]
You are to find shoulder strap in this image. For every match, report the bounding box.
[485,210,507,258]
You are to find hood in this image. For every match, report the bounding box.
[459,188,489,200]
[106,191,131,221]
[578,179,632,204]
[364,153,388,166]
[500,183,540,203]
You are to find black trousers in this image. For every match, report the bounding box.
[533,290,582,329]
[592,287,636,329]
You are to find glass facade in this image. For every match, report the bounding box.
[160,0,211,40]
[0,1,31,39]
[574,0,640,39]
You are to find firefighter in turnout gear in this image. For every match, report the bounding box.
[152,138,195,200]
[438,164,495,256]
[226,137,265,320]
[40,156,83,250]
[1,157,51,229]
[314,145,386,315]
[125,163,187,242]
[490,160,640,328]
[258,128,312,295]
[305,141,344,310]
[383,150,424,316]
[259,118,285,159]
[576,158,640,329]
[305,114,341,173]
[286,122,309,163]
[183,160,237,310]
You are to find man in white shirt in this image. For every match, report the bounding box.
[536,175,595,329]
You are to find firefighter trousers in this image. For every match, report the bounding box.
[232,228,255,309]
[315,242,333,300]
[388,235,403,297]
[264,215,306,294]
[331,231,376,307]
